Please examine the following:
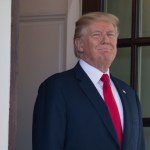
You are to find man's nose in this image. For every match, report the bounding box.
[101,34,110,43]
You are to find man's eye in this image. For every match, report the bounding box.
[92,33,101,38]
[107,33,115,37]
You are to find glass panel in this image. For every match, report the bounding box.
[110,47,131,85]
[104,0,132,38]
[139,46,150,117]
[139,0,150,37]
[144,127,150,150]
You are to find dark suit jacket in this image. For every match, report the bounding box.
[32,62,145,150]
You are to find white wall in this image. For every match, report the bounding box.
[0,0,11,149]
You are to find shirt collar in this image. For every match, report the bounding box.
[79,59,110,84]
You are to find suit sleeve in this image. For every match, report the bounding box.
[32,78,67,150]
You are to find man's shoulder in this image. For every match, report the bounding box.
[41,68,75,86]
[42,62,82,84]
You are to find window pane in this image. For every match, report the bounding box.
[144,127,150,150]
[104,0,132,38]
[139,0,150,37]
[139,46,150,117]
[110,48,131,85]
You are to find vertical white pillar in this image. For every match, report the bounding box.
[66,0,82,69]
[0,0,11,149]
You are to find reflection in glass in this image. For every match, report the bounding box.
[139,0,150,37]
[110,47,131,85]
[104,0,132,38]
[139,46,150,117]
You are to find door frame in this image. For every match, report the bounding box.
[9,0,19,149]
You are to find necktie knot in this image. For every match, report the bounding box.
[101,74,109,83]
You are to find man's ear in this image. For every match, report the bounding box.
[74,38,84,52]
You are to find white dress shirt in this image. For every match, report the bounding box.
[79,59,124,130]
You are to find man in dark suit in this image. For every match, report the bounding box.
[32,12,145,150]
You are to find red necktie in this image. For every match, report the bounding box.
[101,74,122,146]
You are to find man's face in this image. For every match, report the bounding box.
[76,21,118,72]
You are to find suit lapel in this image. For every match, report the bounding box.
[74,63,120,148]
[111,76,133,150]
